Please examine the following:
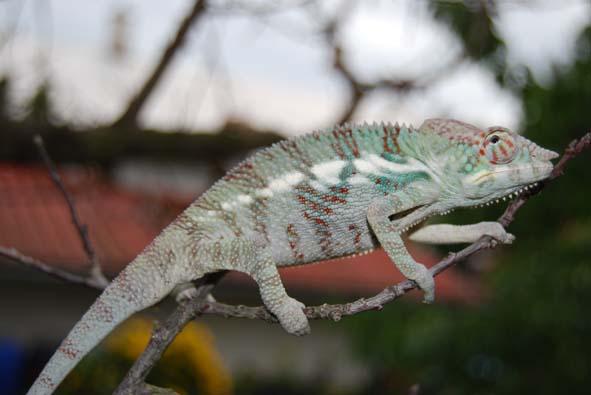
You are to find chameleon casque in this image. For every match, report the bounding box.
[28,119,558,394]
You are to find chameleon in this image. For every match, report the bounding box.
[28,119,558,394]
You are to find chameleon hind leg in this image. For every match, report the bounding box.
[249,256,310,335]
[198,238,310,336]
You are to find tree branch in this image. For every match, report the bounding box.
[322,2,465,125]
[33,135,109,288]
[113,273,225,395]
[112,0,207,128]
[0,246,106,290]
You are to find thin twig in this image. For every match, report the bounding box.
[499,131,591,227]
[113,273,225,395]
[322,3,465,125]
[0,246,105,290]
[112,0,207,128]
[33,135,109,288]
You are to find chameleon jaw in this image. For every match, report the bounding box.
[471,181,540,208]
[398,181,540,234]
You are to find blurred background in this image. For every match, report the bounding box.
[0,0,590,394]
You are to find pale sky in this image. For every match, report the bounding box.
[0,0,589,136]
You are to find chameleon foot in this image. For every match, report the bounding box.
[274,297,310,336]
[173,284,216,303]
[484,221,515,246]
[412,264,435,304]
[174,283,198,303]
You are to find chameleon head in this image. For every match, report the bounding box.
[419,119,559,205]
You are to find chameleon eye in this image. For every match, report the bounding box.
[483,130,516,164]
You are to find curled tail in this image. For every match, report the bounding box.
[27,237,189,395]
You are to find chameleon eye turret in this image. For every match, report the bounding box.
[483,128,517,164]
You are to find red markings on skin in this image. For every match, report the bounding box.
[314,217,328,226]
[479,148,486,156]
[111,270,136,303]
[222,160,263,188]
[382,127,393,153]
[174,213,201,236]
[260,150,275,161]
[281,140,313,167]
[322,186,349,204]
[499,144,508,157]
[302,212,327,227]
[93,299,114,323]
[59,339,81,360]
[348,224,362,247]
[331,130,346,159]
[304,211,328,226]
[318,230,333,252]
[506,139,514,148]
[492,149,499,163]
[321,194,346,204]
[343,128,361,158]
[382,124,402,153]
[302,212,333,253]
[39,374,56,389]
[332,127,361,159]
[286,224,304,261]
[298,195,333,215]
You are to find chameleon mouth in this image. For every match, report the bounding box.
[398,181,540,234]
[470,181,540,209]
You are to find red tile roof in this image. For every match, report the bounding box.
[0,163,479,302]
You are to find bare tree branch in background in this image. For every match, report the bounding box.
[113,272,225,395]
[0,246,106,290]
[112,0,207,128]
[319,1,465,125]
[32,134,109,288]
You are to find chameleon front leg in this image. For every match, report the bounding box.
[367,184,439,303]
[408,222,515,245]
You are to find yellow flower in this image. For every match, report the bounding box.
[105,316,232,395]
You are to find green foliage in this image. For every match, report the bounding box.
[0,76,8,120]
[24,81,53,125]
[432,2,504,63]
[346,18,591,395]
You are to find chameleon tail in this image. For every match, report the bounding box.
[26,243,185,395]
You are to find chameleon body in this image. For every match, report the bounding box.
[28,119,558,394]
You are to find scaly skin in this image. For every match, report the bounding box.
[28,119,558,395]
